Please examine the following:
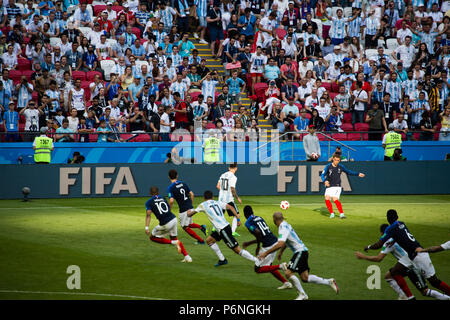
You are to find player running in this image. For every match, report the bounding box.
[259,212,339,300]
[167,169,207,244]
[321,153,365,219]
[417,241,450,253]
[217,163,242,236]
[187,190,258,267]
[242,205,293,290]
[355,224,450,300]
[364,210,450,297]
[145,186,192,263]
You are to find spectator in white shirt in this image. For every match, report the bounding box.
[1,45,17,70]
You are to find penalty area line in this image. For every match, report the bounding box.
[0,289,168,300]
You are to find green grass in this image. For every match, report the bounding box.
[0,195,449,300]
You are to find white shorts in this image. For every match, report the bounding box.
[412,252,436,279]
[179,211,193,228]
[325,187,342,199]
[255,243,278,267]
[151,217,178,238]
[398,256,414,269]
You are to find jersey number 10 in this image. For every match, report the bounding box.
[221,178,229,191]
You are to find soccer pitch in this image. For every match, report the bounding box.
[0,195,448,300]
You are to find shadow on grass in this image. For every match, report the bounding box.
[313,207,330,217]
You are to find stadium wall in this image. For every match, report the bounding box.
[1,161,449,199]
[0,141,449,164]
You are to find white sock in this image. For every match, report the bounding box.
[231,217,237,233]
[171,240,178,245]
[239,249,258,262]
[209,243,225,261]
[386,279,406,297]
[308,274,330,286]
[426,289,450,300]
[288,275,306,295]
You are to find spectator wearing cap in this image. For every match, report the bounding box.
[324,45,345,69]
[96,10,115,37]
[103,1,116,21]
[303,124,321,161]
[369,81,385,106]
[298,57,314,79]
[128,75,144,107]
[118,2,135,25]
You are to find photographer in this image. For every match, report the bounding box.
[19,100,43,142]
[68,152,85,164]
[16,76,34,110]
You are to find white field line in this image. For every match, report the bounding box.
[0,289,167,300]
[0,202,448,210]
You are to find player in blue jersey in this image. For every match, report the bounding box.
[168,169,207,244]
[187,190,258,267]
[364,210,450,297]
[259,212,339,300]
[145,186,192,263]
[356,224,450,300]
[242,206,293,290]
[321,153,365,219]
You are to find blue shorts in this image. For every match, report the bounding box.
[199,16,207,27]
[209,27,223,42]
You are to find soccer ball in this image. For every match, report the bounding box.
[311,152,319,160]
[280,200,290,210]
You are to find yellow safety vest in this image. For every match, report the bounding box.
[384,131,402,157]
[34,136,53,163]
[204,137,220,163]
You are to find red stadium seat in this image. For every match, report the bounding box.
[89,134,98,142]
[330,92,338,101]
[317,133,327,141]
[354,123,369,132]
[17,58,31,71]
[304,112,311,119]
[81,80,90,89]
[23,37,31,44]
[21,70,34,81]
[206,123,216,129]
[330,133,347,140]
[32,91,38,101]
[275,28,287,40]
[190,91,201,101]
[254,82,268,101]
[347,133,362,141]
[9,70,22,84]
[112,5,124,13]
[86,71,102,81]
[331,81,340,93]
[72,71,86,81]
[321,82,332,92]
[412,132,420,140]
[132,27,141,38]
[343,112,352,123]
[93,5,106,16]
[135,133,151,142]
[341,123,354,131]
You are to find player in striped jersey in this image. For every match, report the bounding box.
[242,206,293,290]
[187,190,258,267]
[217,163,242,236]
[167,170,207,244]
[145,186,192,263]
[356,224,450,300]
[259,212,339,300]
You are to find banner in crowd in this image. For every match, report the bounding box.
[1,161,449,199]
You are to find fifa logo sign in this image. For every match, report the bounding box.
[59,167,138,195]
[277,165,352,193]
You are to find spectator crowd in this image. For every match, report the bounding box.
[0,0,449,143]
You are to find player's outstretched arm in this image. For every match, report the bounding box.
[354,251,386,262]
[340,164,360,176]
[258,240,285,260]
[416,245,444,253]
[145,210,152,235]
[187,209,197,217]
[364,240,384,252]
